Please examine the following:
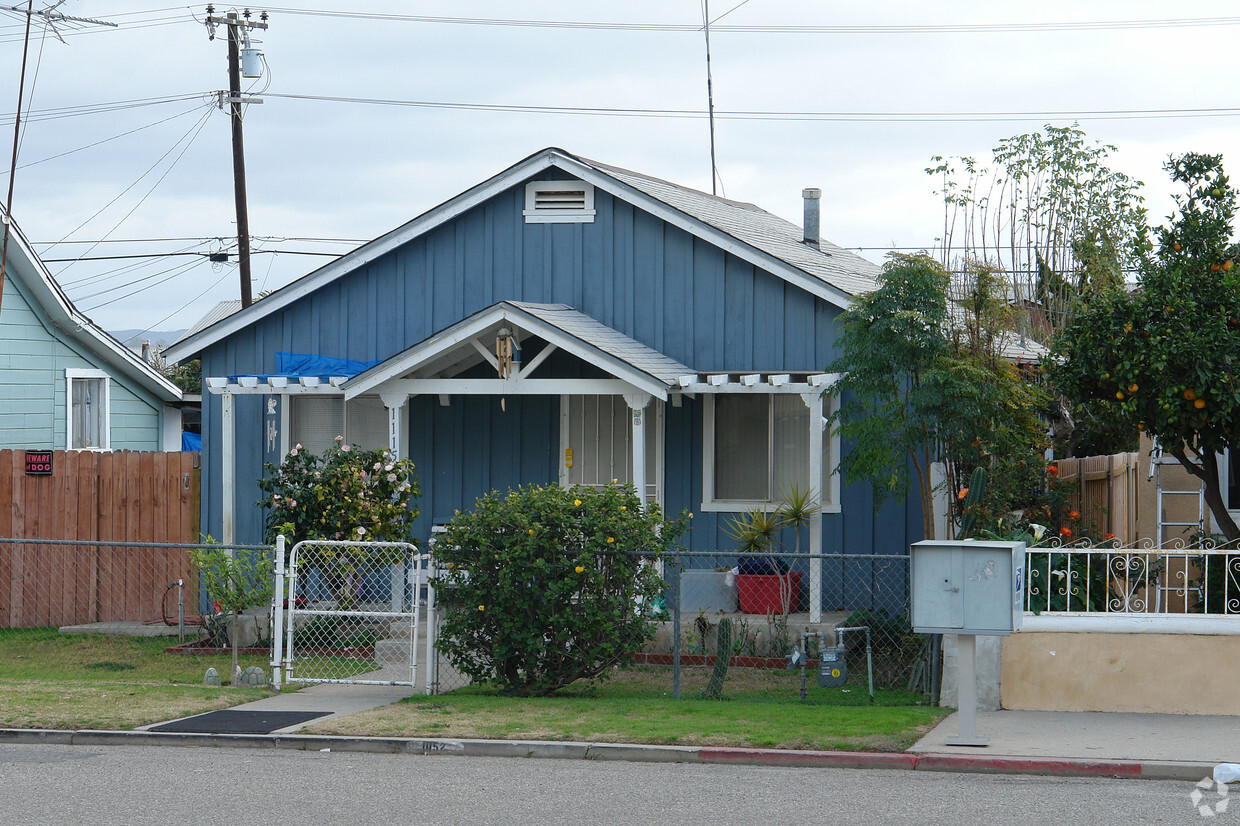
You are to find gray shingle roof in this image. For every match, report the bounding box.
[580,158,881,298]
[508,302,693,385]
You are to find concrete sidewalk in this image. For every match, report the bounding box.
[911,709,1238,765]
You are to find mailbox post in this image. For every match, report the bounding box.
[910,540,1024,746]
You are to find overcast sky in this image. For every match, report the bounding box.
[2,1,1238,337]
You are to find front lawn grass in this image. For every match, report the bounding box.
[0,682,267,730]
[0,628,271,730]
[0,628,270,683]
[308,666,949,752]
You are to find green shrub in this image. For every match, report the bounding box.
[189,541,272,680]
[433,483,688,696]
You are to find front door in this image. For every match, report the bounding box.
[559,395,662,507]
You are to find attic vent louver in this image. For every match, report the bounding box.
[524,180,596,223]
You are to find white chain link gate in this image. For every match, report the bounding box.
[270,538,437,690]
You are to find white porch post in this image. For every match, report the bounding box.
[802,391,824,623]
[624,392,652,508]
[380,391,408,460]
[380,391,410,611]
[221,390,236,547]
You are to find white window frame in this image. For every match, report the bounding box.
[284,394,390,457]
[523,180,596,223]
[700,392,840,514]
[65,368,111,451]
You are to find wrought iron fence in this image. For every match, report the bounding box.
[1025,537,1240,616]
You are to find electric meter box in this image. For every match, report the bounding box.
[910,541,1025,635]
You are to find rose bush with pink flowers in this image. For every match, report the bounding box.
[256,437,420,608]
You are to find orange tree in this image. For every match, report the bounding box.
[1052,153,1240,541]
[433,483,688,696]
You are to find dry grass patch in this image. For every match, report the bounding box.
[0,681,266,730]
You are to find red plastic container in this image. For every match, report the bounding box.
[736,572,802,614]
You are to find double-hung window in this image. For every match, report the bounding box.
[702,393,839,512]
[66,369,110,450]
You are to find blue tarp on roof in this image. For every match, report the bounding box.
[182,431,202,452]
[276,352,380,377]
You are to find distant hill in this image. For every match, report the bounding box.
[110,329,188,350]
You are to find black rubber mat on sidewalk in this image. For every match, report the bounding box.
[149,709,330,734]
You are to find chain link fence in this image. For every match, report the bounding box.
[0,538,934,706]
[0,538,274,682]
[422,547,934,705]
[654,551,933,705]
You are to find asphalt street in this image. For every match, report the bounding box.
[0,743,1216,825]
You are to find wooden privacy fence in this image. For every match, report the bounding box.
[0,450,200,628]
[1055,452,1141,544]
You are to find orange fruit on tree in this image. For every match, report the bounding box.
[1225,260,1234,272]
[1194,398,1206,409]
[1185,388,1197,400]
[1115,390,1125,400]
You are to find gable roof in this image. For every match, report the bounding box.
[344,300,694,401]
[2,211,181,403]
[166,147,879,364]
[584,158,879,298]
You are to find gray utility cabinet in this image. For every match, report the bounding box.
[910,541,1025,636]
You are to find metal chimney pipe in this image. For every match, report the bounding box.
[802,187,821,249]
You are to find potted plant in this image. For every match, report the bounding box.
[725,486,817,617]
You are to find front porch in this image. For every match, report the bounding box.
[205,300,844,622]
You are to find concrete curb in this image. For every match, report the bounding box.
[0,728,1212,781]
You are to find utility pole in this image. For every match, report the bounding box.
[205,6,267,309]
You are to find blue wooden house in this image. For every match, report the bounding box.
[0,211,182,452]
[166,148,920,618]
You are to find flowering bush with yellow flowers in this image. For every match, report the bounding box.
[433,482,688,696]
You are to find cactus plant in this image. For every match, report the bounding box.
[702,617,732,698]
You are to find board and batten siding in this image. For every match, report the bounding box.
[0,275,163,451]
[200,174,920,602]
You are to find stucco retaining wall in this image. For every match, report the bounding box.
[1000,630,1240,715]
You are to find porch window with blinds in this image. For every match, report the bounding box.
[704,394,836,511]
[288,395,389,456]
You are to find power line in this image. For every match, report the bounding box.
[262,92,1240,123]
[257,8,1240,35]
[4,90,1239,129]
[44,248,342,262]
[47,105,215,264]
[0,93,210,126]
[0,104,209,176]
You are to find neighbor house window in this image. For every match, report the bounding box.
[288,395,389,456]
[702,394,839,512]
[66,369,110,450]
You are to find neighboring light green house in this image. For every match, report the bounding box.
[0,211,182,451]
